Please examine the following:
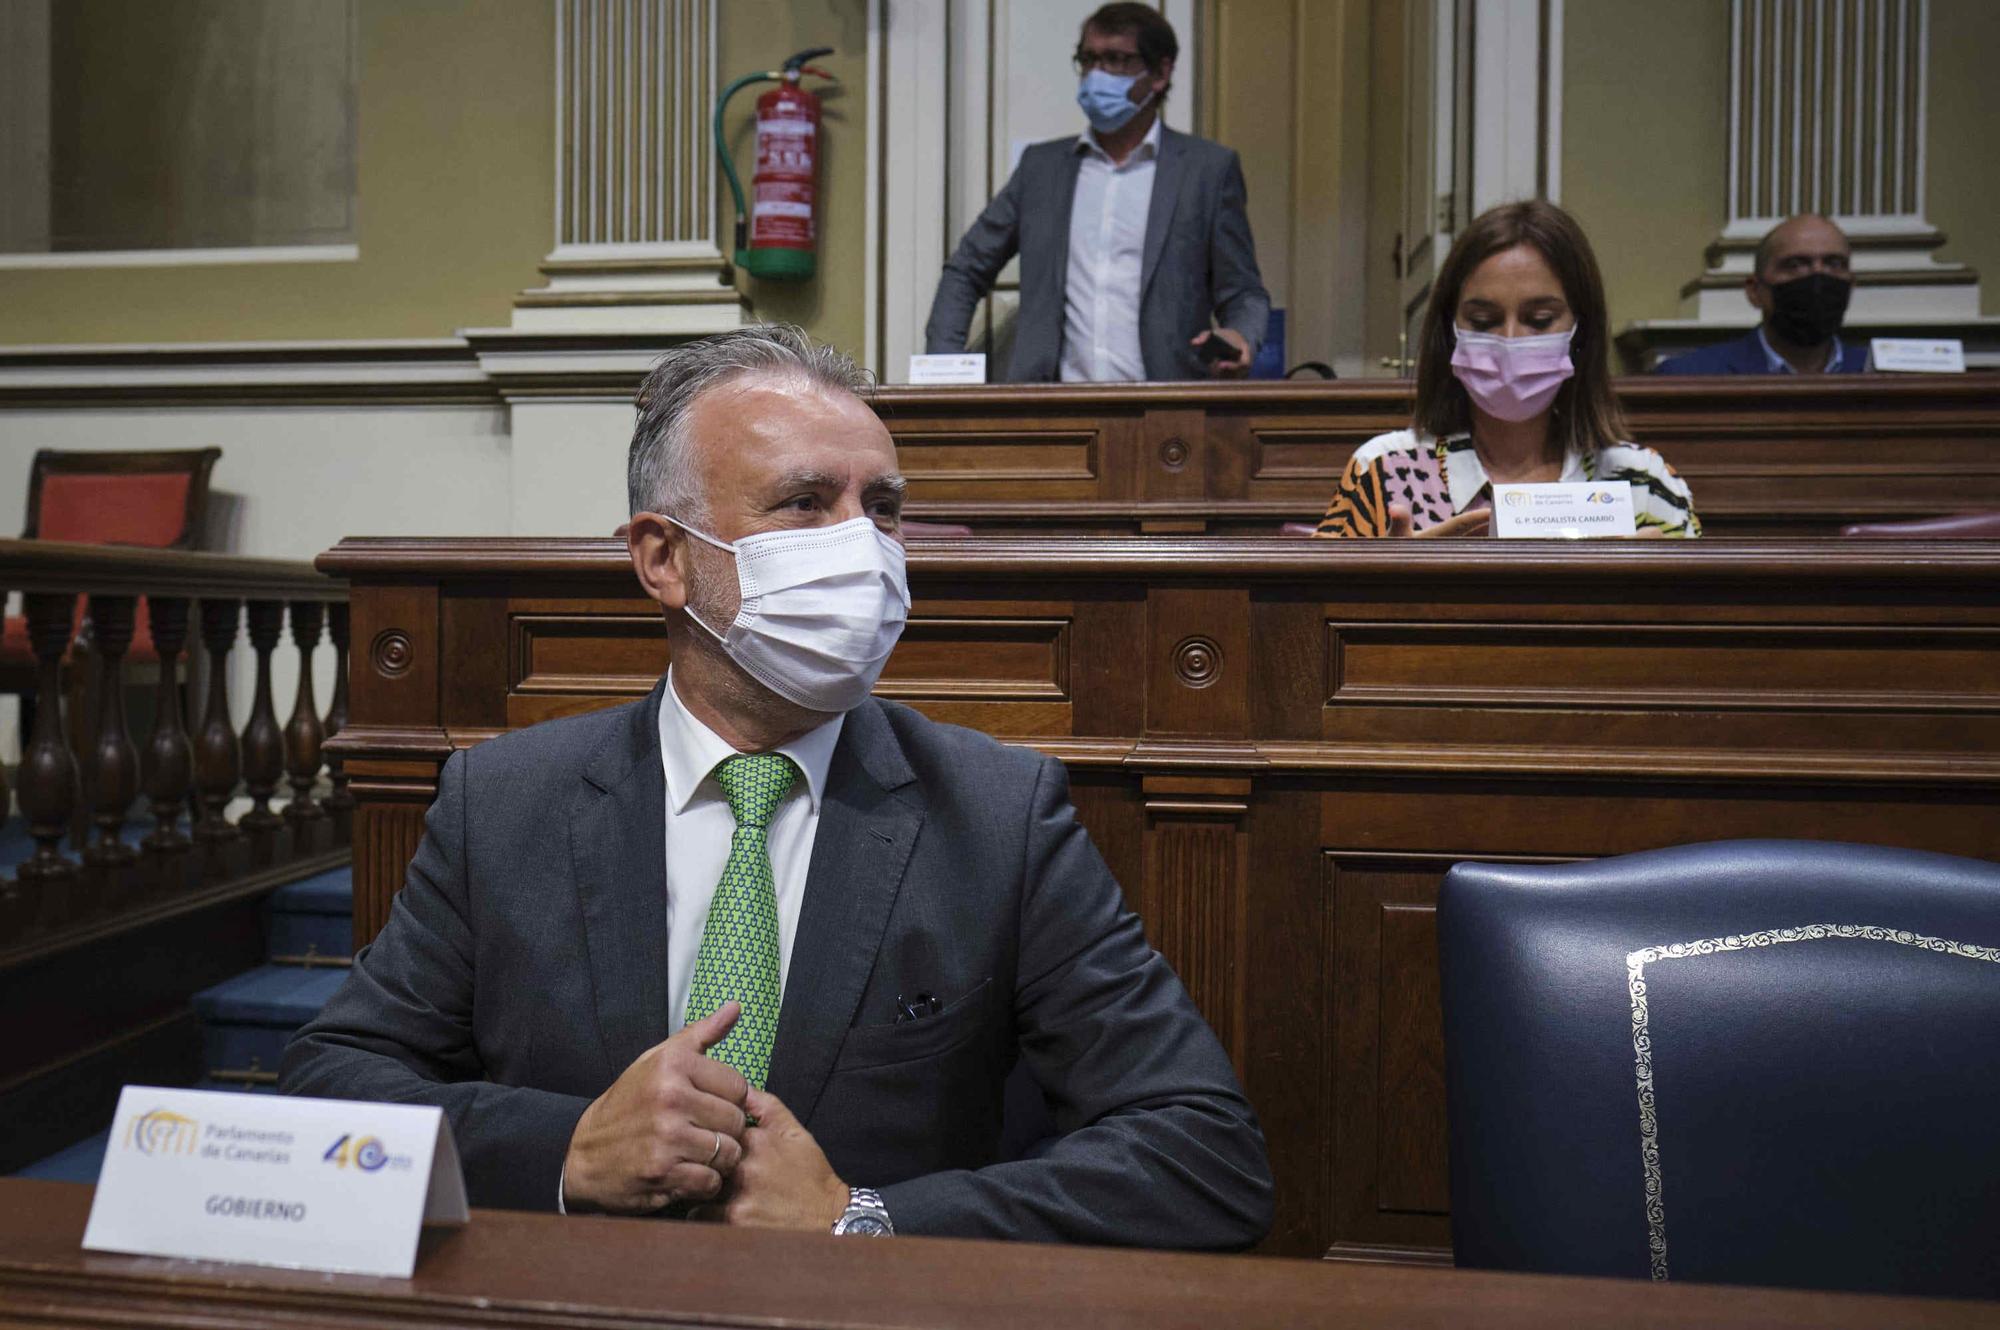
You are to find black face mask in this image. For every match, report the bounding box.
[1765,271,1851,347]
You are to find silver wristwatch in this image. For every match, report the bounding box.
[831,1186,894,1236]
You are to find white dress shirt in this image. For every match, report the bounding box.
[1059,118,1160,383]
[658,668,845,1035]
[562,671,844,1212]
[1757,325,1846,374]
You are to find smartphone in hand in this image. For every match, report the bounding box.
[1196,333,1235,366]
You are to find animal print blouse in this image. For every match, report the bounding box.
[1313,430,1701,538]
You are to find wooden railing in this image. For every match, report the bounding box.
[0,540,349,948]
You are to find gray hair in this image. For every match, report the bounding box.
[627,323,874,519]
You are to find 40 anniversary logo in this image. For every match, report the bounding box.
[322,1134,391,1172]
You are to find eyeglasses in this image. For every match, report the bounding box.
[1072,48,1148,76]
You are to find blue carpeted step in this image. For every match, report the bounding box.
[266,865,355,960]
[193,964,349,1078]
[12,1127,112,1183]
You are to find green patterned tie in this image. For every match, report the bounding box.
[684,752,797,1088]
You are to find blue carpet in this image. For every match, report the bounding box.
[193,965,349,1027]
[13,1128,111,1183]
[270,863,354,913]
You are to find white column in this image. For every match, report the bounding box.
[511,0,748,334]
[1686,0,1975,322]
[1467,0,1563,214]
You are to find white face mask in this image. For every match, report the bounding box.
[666,513,911,714]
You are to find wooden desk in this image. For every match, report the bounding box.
[321,536,2000,1264]
[3,1179,1993,1328]
[874,375,2000,536]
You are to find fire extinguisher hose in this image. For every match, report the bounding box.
[713,69,781,269]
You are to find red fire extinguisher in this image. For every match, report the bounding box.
[715,47,836,282]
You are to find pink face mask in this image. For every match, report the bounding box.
[1450,326,1576,422]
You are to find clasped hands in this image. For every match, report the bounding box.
[560,1002,850,1230]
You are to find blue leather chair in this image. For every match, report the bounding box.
[1438,840,2000,1298]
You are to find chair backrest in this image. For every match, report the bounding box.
[1438,839,2000,1298]
[899,520,974,538]
[1841,511,2000,538]
[24,448,222,549]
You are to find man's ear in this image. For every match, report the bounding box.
[627,512,689,612]
[1744,273,1771,315]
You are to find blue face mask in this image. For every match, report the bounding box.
[1076,67,1152,133]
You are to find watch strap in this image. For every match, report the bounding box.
[831,1186,894,1236]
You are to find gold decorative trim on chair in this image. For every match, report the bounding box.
[1626,924,2000,1281]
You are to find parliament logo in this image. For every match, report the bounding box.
[128,1109,198,1156]
[1502,491,1531,508]
[322,1134,390,1172]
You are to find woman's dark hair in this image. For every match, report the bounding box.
[1079,3,1178,101]
[1412,199,1628,456]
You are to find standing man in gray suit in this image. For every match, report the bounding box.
[283,325,1273,1250]
[924,3,1270,382]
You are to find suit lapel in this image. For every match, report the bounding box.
[1044,146,1085,345]
[766,700,923,1125]
[1140,126,1187,298]
[571,680,671,1081]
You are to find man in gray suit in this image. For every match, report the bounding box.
[282,325,1272,1249]
[924,3,1270,382]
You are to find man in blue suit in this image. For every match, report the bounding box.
[1657,214,1869,375]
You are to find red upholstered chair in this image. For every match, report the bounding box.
[899,520,973,537]
[1840,512,2000,539]
[1,447,222,688]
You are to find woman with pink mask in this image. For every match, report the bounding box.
[1315,200,1699,538]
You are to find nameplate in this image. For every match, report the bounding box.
[907,353,987,384]
[1491,481,1636,539]
[1870,337,1966,373]
[82,1085,468,1278]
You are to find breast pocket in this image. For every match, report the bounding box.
[818,979,1004,1183]
[832,978,993,1072]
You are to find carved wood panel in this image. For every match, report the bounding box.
[1140,779,1250,1072]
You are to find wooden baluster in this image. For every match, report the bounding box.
[142,597,193,853]
[238,600,285,836]
[194,598,242,843]
[322,602,353,831]
[83,595,139,867]
[283,601,325,827]
[16,593,80,892]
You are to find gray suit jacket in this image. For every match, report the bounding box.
[924,126,1271,382]
[281,682,1272,1248]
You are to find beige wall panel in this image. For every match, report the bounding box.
[1207,0,1372,374]
[1210,2,1296,316]
[717,0,870,362]
[1363,0,1406,375]
[1926,0,2000,316]
[1560,0,1731,329]
[0,1,554,344]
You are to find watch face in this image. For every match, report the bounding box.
[839,1213,892,1236]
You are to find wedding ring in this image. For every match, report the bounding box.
[706,1130,723,1168]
